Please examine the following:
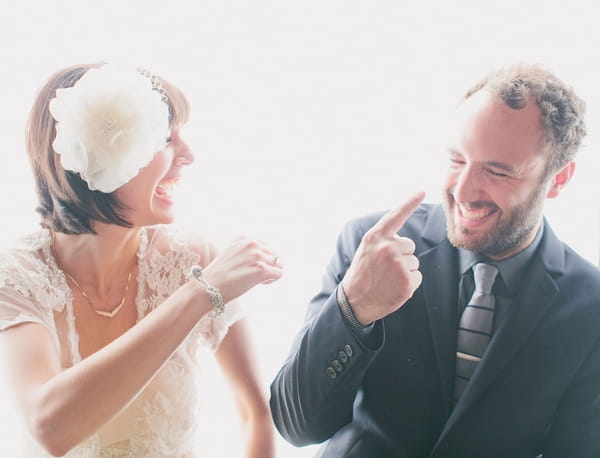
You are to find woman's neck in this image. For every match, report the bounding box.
[52,224,142,295]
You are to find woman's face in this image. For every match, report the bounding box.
[115,127,194,226]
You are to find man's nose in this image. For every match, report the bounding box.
[451,165,483,203]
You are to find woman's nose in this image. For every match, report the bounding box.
[175,140,194,166]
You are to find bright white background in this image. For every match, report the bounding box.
[1,1,599,457]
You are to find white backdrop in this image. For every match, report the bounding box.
[1,1,599,456]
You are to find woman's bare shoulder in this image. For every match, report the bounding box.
[143,225,217,264]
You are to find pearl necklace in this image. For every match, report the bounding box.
[50,230,135,319]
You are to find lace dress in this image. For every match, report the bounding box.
[0,226,244,457]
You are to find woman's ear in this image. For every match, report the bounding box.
[547,161,576,199]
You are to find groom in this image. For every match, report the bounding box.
[270,62,600,457]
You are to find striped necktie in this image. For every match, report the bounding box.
[454,262,499,403]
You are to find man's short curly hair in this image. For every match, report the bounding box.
[463,62,586,177]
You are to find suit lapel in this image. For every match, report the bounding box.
[419,243,459,416]
[433,220,566,450]
[417,206,461,416]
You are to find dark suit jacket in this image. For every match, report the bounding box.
[270,204,600,457]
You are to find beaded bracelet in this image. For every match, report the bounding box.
[190,265,225,317]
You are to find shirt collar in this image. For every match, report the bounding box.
[457,223,544,294]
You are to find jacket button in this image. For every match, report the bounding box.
[344,344,353,357]
[332,360,342,372]
[338,351,348,364]
[326,367,337,379]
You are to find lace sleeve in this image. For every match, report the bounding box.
[194,297,245,351]
[0,288,51,333]
[141,225,246,352]
[0,241,60,343]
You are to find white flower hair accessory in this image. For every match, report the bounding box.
[49,64,170,193]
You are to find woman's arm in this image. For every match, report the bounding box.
[0,281,212,456]
[0,238,281,457]
[215,319,275,458]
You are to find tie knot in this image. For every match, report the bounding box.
[472,263,498,295]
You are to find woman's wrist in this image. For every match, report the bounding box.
[189,265,225,317]
[182,278,218,319]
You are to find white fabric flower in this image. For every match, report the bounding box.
[49,64,170,193]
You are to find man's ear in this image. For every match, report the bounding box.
[547,161,576,199]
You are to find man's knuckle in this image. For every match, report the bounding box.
[380,244,395,257]
[363,231,378,244]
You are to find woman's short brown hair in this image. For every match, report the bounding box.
[26,63,190,234]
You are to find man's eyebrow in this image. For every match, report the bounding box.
[484,160,519,174]
[446,150,520,174]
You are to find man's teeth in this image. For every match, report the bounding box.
[460,205,493,220]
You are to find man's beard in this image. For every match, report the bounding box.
[442,184,546,258]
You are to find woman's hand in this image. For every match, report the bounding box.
[202,237,283,304]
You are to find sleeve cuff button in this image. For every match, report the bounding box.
[326,366,337,379]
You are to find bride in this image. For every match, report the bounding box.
[0,63,282,457]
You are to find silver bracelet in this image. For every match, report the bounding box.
[189,265,225,317]
[336,284,368,330]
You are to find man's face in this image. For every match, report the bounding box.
[442,90,551,260]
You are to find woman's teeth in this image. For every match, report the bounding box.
[155,179,177,199]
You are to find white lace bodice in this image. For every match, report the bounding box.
[0,226,244,457]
